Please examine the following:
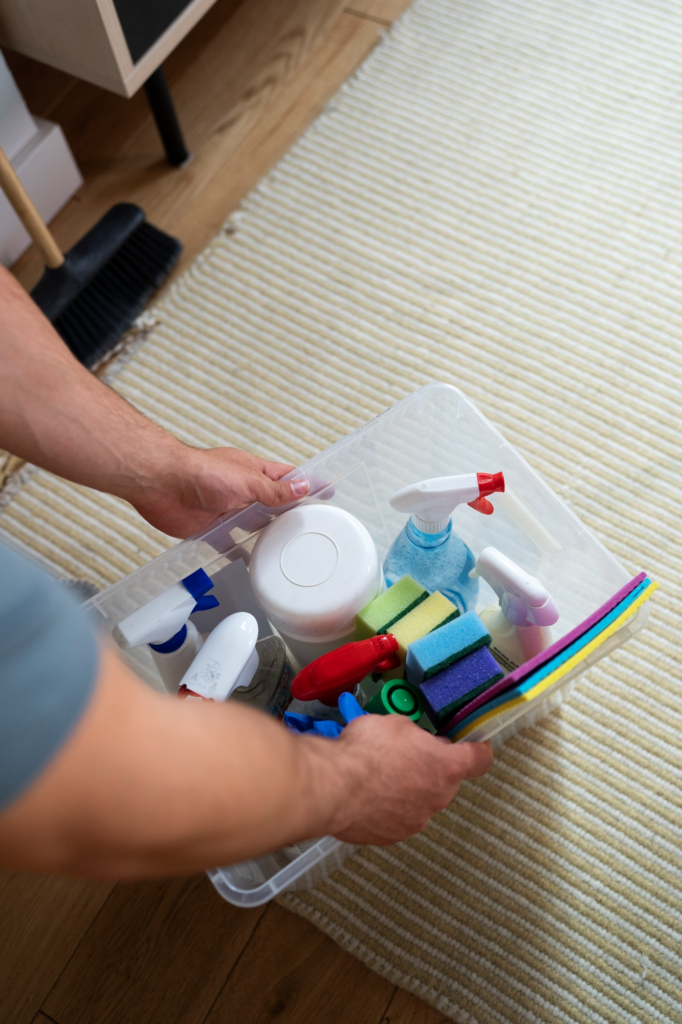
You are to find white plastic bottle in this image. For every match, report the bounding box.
[471,546,559,672]
[248,504,384,666]
[178,616,294,716]
[178,612,260,700]
[148,621,204,692]
[112,568,219,693]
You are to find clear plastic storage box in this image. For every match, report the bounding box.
[87,384,649,907]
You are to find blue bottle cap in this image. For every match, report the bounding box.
[149,623,188,654]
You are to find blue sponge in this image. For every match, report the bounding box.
[406,611,491,686]
[420,646,503,727]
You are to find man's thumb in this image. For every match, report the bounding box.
[449,740,493,780]
[256,474,310,508]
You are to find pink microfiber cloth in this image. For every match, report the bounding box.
[441,571,647,733]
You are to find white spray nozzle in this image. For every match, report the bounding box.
[389,472,505,532]
[179,612,259,701]
[470,546,559,628]
[112,569,218,649]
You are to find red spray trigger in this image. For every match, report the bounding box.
[468,471,505,515]
[467,496,494,515]
[291,634,401,706]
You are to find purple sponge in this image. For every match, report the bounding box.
[406,611,491,686]
[420,646,504,727]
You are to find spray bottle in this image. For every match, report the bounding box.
[384,472,505,612]
[112,568,219,693]
[178,612,259,700]
[470,546,559,671]
[177,612,294,716]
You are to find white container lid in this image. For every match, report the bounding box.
[249,504,381,640]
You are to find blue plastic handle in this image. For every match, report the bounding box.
[338,692,369,723]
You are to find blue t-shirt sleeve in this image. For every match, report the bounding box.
[0,541,99,812]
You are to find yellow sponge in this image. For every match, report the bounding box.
[385,592,460,679]
[354,575,428,641]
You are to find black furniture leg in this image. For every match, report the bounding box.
[144,66,191,168]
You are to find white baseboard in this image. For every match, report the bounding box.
[0,116,83,269]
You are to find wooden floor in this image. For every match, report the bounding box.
[1,2,447,1022]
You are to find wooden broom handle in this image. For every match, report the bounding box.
[0,145,64,269]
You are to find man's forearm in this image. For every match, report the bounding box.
[0,268,304,537]
[0,648,351,877]
[0,267,185,504]
[0,647,492,878]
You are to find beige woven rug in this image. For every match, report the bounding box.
[2,0,681,1019]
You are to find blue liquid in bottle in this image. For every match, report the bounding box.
[383,517,479,613]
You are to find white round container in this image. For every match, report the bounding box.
[249,504,384,666]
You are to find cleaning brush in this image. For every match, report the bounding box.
[0,146,181,368]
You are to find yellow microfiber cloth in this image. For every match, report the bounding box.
[450,580,659,741]
[385,591,459,679]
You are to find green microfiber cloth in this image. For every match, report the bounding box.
[355,575,429,641]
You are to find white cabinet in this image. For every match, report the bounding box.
[0,52,81,266]
[0,0,220,97]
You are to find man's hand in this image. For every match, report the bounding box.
[321,715,493,845]
[0,267,309,536]
[0,648,493,877]
[128,446,310,538]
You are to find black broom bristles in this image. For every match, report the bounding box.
[31,204,182,369]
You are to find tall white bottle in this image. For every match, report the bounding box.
[148,621,204,692]
[112,568,219,694]
[471,546,559,672]
[178,613,260,701]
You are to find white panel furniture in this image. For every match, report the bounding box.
[0,0,219,96]
[0,52,81,267]
[0,0,223,165]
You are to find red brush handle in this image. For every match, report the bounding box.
[291,634,400,705]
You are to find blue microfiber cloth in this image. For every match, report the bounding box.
[406,611,491,686]
[442,571,650,735]
[420,645,503,726]
[445,577,657,740]
[283,712,343,738]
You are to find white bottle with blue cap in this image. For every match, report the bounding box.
[113,568,219,693]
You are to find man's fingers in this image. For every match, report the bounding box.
[448,740,493,780]
[253,474,310,507]
[261,459,297,481]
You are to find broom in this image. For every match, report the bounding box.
[0,145,182,369]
